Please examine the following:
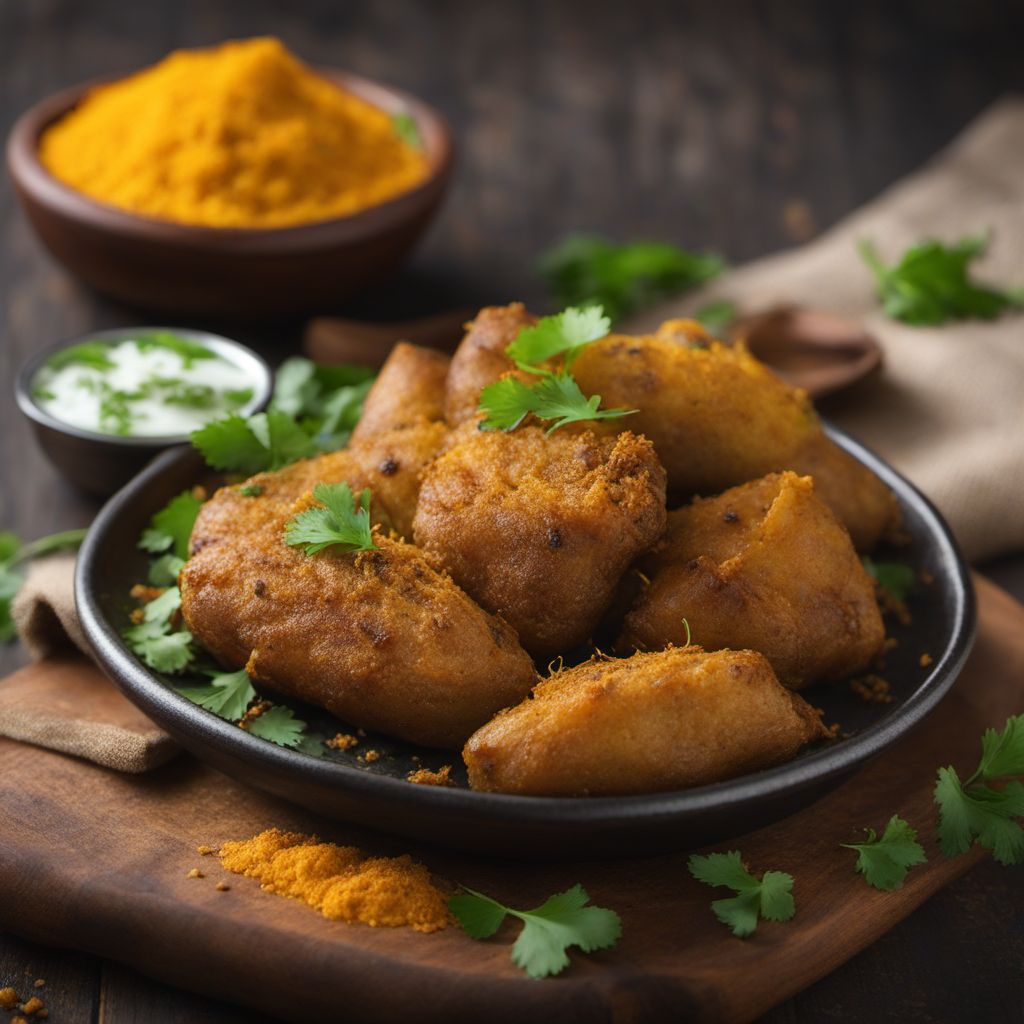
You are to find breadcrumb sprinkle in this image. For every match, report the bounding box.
[407,765,456,787]
[326,733,359,751]
[850,674,894,704]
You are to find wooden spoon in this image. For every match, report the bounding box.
[732,305,882,398]
[303,310,473,368]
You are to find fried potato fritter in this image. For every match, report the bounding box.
[351,341,450,441]
[181,514,537,749]
[413,427,667,659]
[618,472,885,687]
[571,323,900,550]
[443,303,536,426]
[463,647,827,795]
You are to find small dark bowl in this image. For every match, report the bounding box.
[6,70,453,315]
[76,427,976,859]
[15,327,272,497]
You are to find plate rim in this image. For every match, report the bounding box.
[74,424,977,828]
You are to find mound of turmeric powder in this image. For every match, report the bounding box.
[39,38,430,228]
[218,828,452,933]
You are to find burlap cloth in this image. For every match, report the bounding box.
[4,98,1023,771]
[624,96,1024,564]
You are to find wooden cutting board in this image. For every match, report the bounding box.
[1,575,1021,1024]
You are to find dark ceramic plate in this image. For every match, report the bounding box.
[75,428,975,858]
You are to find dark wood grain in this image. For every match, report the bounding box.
[0,577,1020,1024]
[2,1,1024,1021]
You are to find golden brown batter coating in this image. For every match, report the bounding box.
[463,646,827,795]
[190,421,448,551]
[443,303,536,426]
[351,342,450,441]
[618,472,885,687]
[413,427,667,659]
[181,512,537,749]
[571,322,900,550]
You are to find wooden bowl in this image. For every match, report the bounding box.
[5,70,453,315]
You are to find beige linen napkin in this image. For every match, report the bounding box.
[0,554,178,771]
[624,97,1024,562]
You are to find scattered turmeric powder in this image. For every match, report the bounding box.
[186,867,204,879]
[39,38,430,228]
[219,828,451,933]
[407,765,456,787]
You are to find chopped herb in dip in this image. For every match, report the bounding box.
[33,332,257,437]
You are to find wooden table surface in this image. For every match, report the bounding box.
[1,1,1022,1021]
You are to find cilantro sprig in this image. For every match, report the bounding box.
[935,714,1024,865]
[687,851,795,937]
[859,235,1024,326]
[841,815,927,891]
[176,668,256,721]
[539,235,723,323]
[392,112,423,150]
[190,358,374,474]
[449,884,621,979]
[122,585,195,674]
[284,482,377,556]
[478,306,636,433]
[0,528,87,643]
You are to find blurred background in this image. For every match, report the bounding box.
[2,1,1023,1021]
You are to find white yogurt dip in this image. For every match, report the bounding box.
[33,333,256,437]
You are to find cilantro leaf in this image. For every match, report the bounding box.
[284,482,376,556]
[191,414,273,475]
[977,715,1024,780]
[841,815,927,891]
[694,299,737,336]
[688,851,795,937]
[123,621,195,673]
[147,553,185,586]
[478,372,636,434]
[134,331,216,368]
[859,236,1024,326]
[248,704,307,748]
[862,557,915,603]
[46,341,116,372]
[138,492,202,560]
[506,306,611,371]
[392,112,423,149]
[0,528,87,645]
[449,884,621,979]
[935,715,1024,865]
[538,235,724,324]
[177,668,256,721]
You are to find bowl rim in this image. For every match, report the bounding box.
[74,425,977,828]
[15,326,274,447]
[6,66,454,248]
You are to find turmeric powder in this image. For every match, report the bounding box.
[218,828,452,933]
[39,38,430,228]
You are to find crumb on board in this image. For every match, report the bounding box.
[407,765,456,787]
[186,867,204,879]
[851,674,894,704]
[825,722,842,739]
[19,996,45,1015]
[12,1017,28,1024]
[32,981,44,990]
[196,844,215,856]
[238,700,272,730]
[215,881,230,892]
[919,653,933,668]
[359,749,381,763]
[0,988,19,1010]
[326,732,359,751]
